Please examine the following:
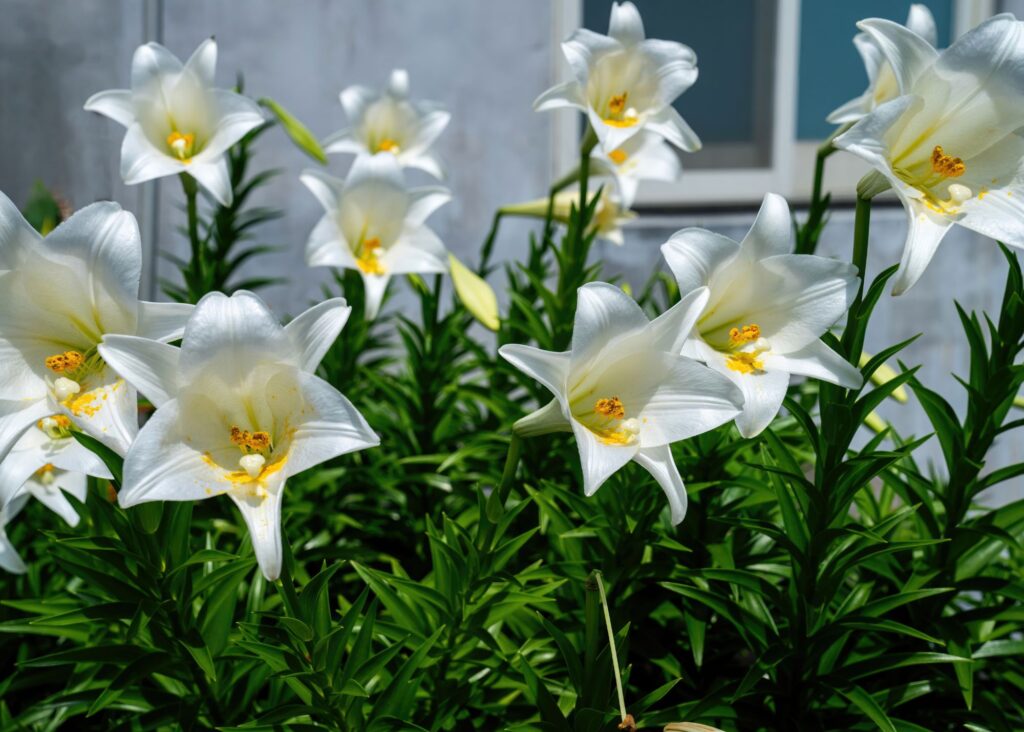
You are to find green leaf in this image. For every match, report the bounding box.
[836,685,897,732]
[72,430,124,485]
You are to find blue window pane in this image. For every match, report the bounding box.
[582,0,768,147]
[797,1,953,140]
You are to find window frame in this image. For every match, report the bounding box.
[549,0,996,207]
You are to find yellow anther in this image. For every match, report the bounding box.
[931,145,965,178]
[377,138,400,154]
[726,352,764,374]
[167,131,196,162]
[356,236,385,275]
[34,463,55,478]
[609,93,628,115]
[595,396,626,419]
[230,426,272,455]
[38,414,73,440]
[45,350,85,374]
[609,149,628,165]
[729,324,761,346]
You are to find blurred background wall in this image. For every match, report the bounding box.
[1,0,1022,503]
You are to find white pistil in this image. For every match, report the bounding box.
[54,377,81,401]
[947,183,973,205]
[620,418,641,439]
[239,453,266,478]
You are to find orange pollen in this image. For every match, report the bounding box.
[609,149,628,165]
[729,324,761,345]
[594,396,626,419]
[45,350,85,373]
[931,145,965,178]
[608,93,628,115]
[356,237,385,275]
[167,131,196,161]
[377,138,400,153]
[37,414,72,430]
[34,463,55,477]
[230,427,272,455]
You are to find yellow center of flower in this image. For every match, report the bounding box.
[377,138,401,154]
[726,351,765,374]
[594,396,625,419]
[604,92,638,128]
[356,236,385,275]
[585,396,641,445]
[609,149,628,165]
[45,350,85,374]
[931,145,965,178]
[231,426,272,456]
[37,414,73,440]
[729,324,761,345]
[35,463,55,477]
[167,131,196,162]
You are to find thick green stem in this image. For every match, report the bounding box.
[573,126,599,259]
[852,195,872,298]
[478,211,505,275]
[595,572,627,722]
[180,173,204,301]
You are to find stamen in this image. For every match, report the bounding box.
[53,377,81,402]
[38,415,73,440]
[356,236,385,275]
[34,463,57,486]
[931,146,965,178]
[726,352,764,374]
[603,93,639,128]
[608,149,628,165]
[167,131,196,162]
[230,426,273,455]
[595,396,626,419]
[609,93,628,115]
[45,350,85,374]
[377,138,401,154]
[729,324,761,346]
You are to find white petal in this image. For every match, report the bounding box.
[827,94,871,125]
[768,340,863,389]
[283,298,351,373]
[891,201,954,296]
[662,229,740,297]
[121,124,185,185]
[322,130,365,156]
[856,18,938,93]
[283,371,379,478]
[698,342,789,438]
[570,419,637,497]
[300,169,345,214]
[0,530,26,574]
[305,214,356,269]
[345,151,405,191]
[183,38,217,87]
[833,95,917,171]
[533,81,586,112]
[0,431,46,508]
[0,399,50,462]
[119,399,226,506]
[59,371,139,457]
[388,69,410,97]
[906,4,937,47]
[180,291,289,379]
[99,335,180,407]
[83,89,136,128]
[229,486,285,581]
[406,110,450,156]
[406,187,450,226]
[571,282,649,370]
[641,39,699,104]
[403,150,446,180]
[633,445,687,525]
[0,190,42,270]
[498,345,570,398]
[645,105,702,153]
[131,42,183,91]
[25,477,82,527]
[362,274,390,320]
[196,90,264,161]
[187,159,233,207]
[513,398,572,437]
[49,438,112,480]
[136,301,193,341]
[384,229,449,275]
[742,193,793,259]
[339,84,378,122]
[609,2,645,45]
[647,287,710,355]
[562,29,620,86]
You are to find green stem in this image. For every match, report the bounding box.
[480,433,522,550]
[852,195,872,299]
[573,126,599,259]
[478,211,505,275]
[595,572,627,722]
[180,173,203,301]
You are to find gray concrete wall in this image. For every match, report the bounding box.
[1,1,1021,505]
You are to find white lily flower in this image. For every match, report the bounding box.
[0,194,193,460]
[0,415,111,526]
[98,291,379,580]
[828,4,937,124]
[590,130,682,208]
[0,493,28,574]
[535,1,701,155]
[302,153,450,319]
[499,283,742,524]
[662,194,863,437]
[324,69,450,180]
[834,14,1024,295]
[84,38,265,206]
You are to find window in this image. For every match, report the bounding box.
[552,0,996,206]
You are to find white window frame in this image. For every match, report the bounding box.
[550,0,996,207]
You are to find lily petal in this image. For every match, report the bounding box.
[184,38,217,87]
[768,339,863,389]
[121,123,184,185]
[498,345,570,398]
[283,298,351,373]
[609,2,645,45]
[742,193,793,260]
[571,282,650,370]
[661,229,740,298]
[137,301,193,342]
[83,89,136,128]
[891,201,954,296]
[99,335,181,408]
[229,485,285,580]
[533,80,586,112]
[856,18,938,94]
[633,445,688,525]
[698,341,790,438]
[570,419,637,496]
[187,159,233,207]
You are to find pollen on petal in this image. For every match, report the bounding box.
[609,149,628,165]
[356,236,386,275]
[726,352,764,374]
[376,138,401,154]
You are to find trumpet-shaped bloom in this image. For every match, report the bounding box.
[84,39,265,206]
[828,4,937,124]
[0,494,28,574]
[0,415,111,525]
[500,283,742,524]
[662,194,862,437]
[302,154,450,319]
[324,69,450,180]
[535,1,701,155]
[590,130,682,208]
[835,14,1024,295]
[0,195,192,460]
[99,291,379,580]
